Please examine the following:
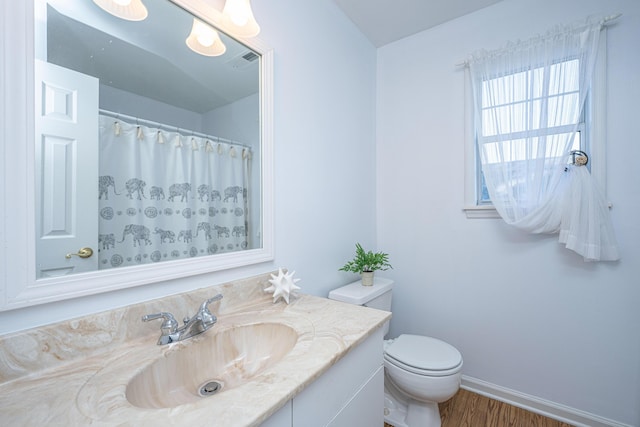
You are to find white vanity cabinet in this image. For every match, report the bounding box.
[261,401,292,427]
[261,327,385,427]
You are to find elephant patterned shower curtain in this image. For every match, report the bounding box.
[97,115,251,270]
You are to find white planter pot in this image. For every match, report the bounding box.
[361,271,374,286]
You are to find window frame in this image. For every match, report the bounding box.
[463,32,608,219]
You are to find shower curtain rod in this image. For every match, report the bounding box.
[98,109,251,149]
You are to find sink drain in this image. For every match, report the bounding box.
[199,380,223,397]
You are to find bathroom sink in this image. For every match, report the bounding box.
[125,322,298,409]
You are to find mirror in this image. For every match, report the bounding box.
[35,0,266,278]
[0,0,273,311]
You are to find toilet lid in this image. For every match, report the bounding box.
[385,334,462,373]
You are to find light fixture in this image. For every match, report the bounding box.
[92,0,148,21]
[222,0,260,38]
[186,18,227,57]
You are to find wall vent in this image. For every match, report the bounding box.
[242,51,259,62]
[226,51,259,70]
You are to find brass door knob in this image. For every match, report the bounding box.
[65,247,94,259]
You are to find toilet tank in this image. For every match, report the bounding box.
[328,278,393,336]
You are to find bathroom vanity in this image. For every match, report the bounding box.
[0,272,389,426]
[263,326,384,427]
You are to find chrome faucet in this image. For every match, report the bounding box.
[142,294,223,345]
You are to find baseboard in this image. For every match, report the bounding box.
[461,375,633,427]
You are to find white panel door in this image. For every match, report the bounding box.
[35,60,99,278]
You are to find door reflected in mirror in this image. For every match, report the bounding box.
[35,0,262,278]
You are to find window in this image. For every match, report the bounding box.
[476,59,586,205]
[464,34,607,219]
[461,19,618,261]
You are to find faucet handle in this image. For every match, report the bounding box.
[142,312,178,334]
[200,294,223,313]
[198,294,223,325]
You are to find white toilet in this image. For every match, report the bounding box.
[328,278,463,427]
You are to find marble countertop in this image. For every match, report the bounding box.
[0,272,390,426]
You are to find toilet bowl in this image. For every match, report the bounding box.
[328,278,463,427]
[383,334,463,427]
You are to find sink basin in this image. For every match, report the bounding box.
[125,322,298,409]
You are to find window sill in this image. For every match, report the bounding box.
[463,205,501,219]
[463,201,612,219]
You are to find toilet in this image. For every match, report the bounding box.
[328,278,463,427]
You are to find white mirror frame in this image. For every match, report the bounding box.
[0,0,274,311]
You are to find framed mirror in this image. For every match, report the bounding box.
[0,0,273,311]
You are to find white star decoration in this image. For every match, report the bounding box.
[265,268,301,304]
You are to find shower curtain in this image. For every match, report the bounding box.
[97,115,251,269]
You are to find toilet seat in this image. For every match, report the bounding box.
[385,334,463,377]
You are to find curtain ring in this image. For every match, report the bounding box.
[174,135,183,147]
[570,150,588,166]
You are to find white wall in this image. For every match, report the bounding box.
[376,0,640,425]
[0,0,376,333]
[203,92,259,145]
[99,84,205,131]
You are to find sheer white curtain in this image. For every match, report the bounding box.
[97,115,251,269]
[468,17,619,261]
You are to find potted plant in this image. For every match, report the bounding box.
[339,243,393,286]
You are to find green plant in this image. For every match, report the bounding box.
[339,243,393,274]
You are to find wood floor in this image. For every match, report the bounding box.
[384,389,574,427]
